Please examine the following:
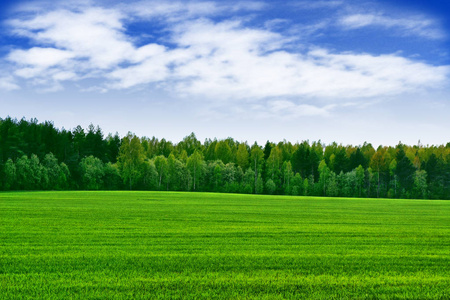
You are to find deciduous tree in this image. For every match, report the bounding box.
[118,133,144,190]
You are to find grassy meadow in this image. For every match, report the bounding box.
[1,191,449,299]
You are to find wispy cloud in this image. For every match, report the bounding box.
[339,13,445,40]
[268,100,335,118]
[8,47,75,80]
[121,0,265,21]
[195,99,334,121]
[0,76,19,91]
[2,0,449,118]
[290,1,343,10]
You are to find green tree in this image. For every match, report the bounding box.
[389,159,397,197]
[349,147,366,170]
[370,149,385,198]
[215,140,233,164]
[80,156,105,190]
[266,147,283,190]
[103,162,121,190]
[157,138,174,157]
[310,141,323,181]
[340,170,357,197]
[265,179,276,194]
[43,153,61,189]
[236,143,249,170]
[4,158,16,190]
[356,165,365,197]
[15,154,42,190]
[318,159,330,196]
[303,178,309,196]
[223,163,239,193]
[256,173,264,194]
[1,118,25,161]
[30,154,43,189]
[177,132,201,156]
[291,141,310,178]
[214,161,224,191]
[413,170,428,199]
[138,160,157,190]
[167,154,187,191]
[117,133,144,190]
[167,154,178,190]
[58,162,71,189]
[290,173,302,196]
[154,155,168,190]
[204,139,217,161]
[106,133,121,163]
[73,125,86,159]
[367,167,376,198]
[333,147,349,174]
[282,161,294,195]
[241,168,255,194]
[187,150,204,191]
[327,171,339,196]
[250,143,264,194]
[179,150,188,164]
[395,148,415,196]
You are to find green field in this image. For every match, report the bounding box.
[1,192,449,299]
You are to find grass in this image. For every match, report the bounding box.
[0,191,449,299]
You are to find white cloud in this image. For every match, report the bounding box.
[194,99,333,122]
[8,7,134,69]
[108,49,170,88]
[3,0,449,107]
[339,13,445,39]
[8,47,75,80]
[0,76,20,91]
[8,47,75,68]
[303,49,449,97]
[163,20,449,100]
[268,100,334,117]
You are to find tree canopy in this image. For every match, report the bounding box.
[1,117,449,199]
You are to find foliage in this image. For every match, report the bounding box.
[4,158,16,190]
[0,117,449,199]
[117,133,144,190]
[80,156,105,190]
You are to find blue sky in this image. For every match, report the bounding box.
[1,0,449,146]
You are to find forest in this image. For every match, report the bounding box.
[0,117,449,199]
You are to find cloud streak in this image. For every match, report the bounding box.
[339,13,445,40]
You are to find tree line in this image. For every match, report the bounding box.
[1,117,449,199]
